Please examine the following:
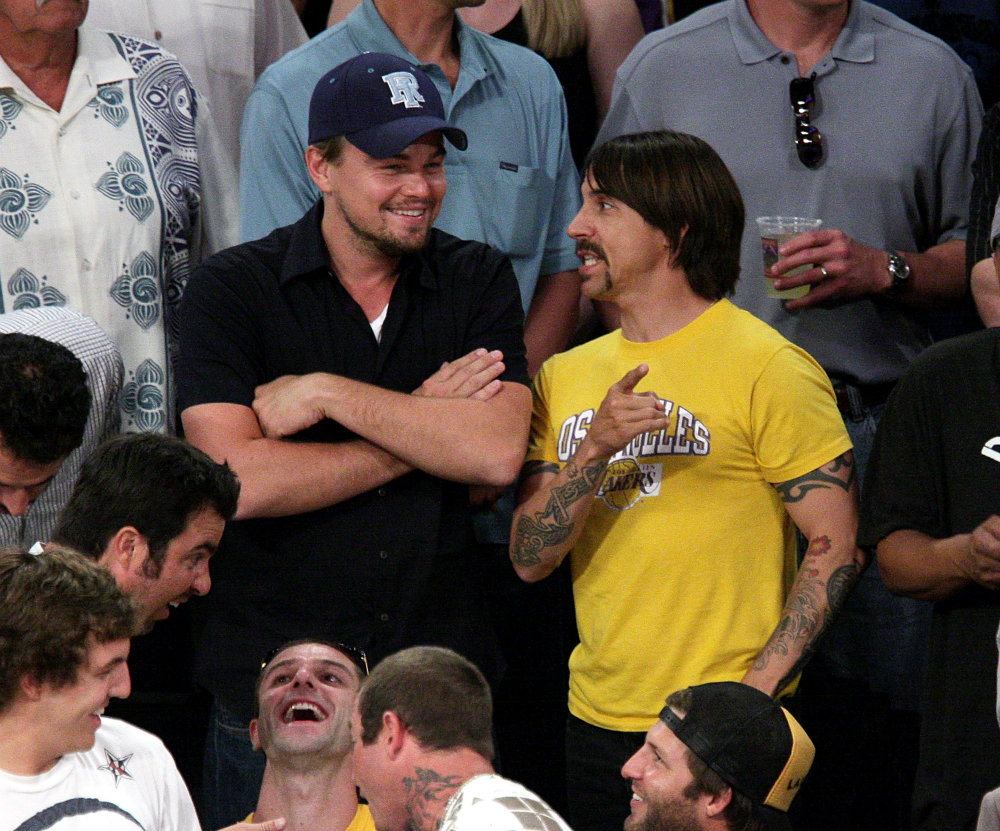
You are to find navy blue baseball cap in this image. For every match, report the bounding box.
[308,52,468,157]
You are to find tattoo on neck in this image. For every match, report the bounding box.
[403,767,463,831]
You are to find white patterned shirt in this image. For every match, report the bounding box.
[439,775,574,831]
[0,29,237,434]
[0,308,122,550]
[83,0,307,182]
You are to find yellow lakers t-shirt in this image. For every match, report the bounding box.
[527,300,851,732]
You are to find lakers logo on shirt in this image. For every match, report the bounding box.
[598,458,662,511]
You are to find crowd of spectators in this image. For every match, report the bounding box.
[1,0,1000,830]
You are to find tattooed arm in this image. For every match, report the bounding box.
[741,451,867,697]
[510,365,669,582]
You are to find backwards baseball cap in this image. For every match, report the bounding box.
[308,52,468,158]
[659,682,815,831]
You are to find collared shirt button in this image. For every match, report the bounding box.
[377,487,387,497]
[378,550,388,560]
[69,189,80,199]
[780,55,791,65]
[57,127,66,137]
[379,612,389,622]
[154,30,163,39]
[81,259,92,271]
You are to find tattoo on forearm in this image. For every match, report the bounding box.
[753,535,863,696]
[403,767,463,831]
[775,452,856,503]
[511,458,605,568]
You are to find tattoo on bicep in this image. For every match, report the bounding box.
[510,458,605,567]
[403,767,463,831]
[775,452,856,503]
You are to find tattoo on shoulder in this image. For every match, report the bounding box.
[511,458,605,568]
[775,452,856,504]
[403,767,463,831]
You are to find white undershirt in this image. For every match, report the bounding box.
[370,304,389,341]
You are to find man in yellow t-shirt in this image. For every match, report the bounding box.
[245,639,375,831]
[510,130,864,831]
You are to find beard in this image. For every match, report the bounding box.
[335,193,432,259]
[624,796,703,831]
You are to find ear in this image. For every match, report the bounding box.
[306,145,334,193]
[101,527,150,584]
[703,785,733,818]
[249,718,261,751]
[19,673,43,701]
[382,710,408,760]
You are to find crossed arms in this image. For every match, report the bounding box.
[183,349,531,519]
[510,364,865,697]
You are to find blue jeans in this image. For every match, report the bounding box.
[201,700,266,829]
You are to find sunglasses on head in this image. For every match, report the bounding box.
[260,639,370,677]
[789,74,823,169]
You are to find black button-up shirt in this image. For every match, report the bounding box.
[178,201,529,718]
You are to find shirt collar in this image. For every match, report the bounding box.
[279,200,442,293]
[0,29,136,108]
[729,0,874,67]
[345,0,488,101]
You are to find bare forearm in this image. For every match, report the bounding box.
[971,256,1000,326]
[227,438,411,519]
[182,403,411,519]
[524,270,580,377]
[743,536,864,697]
[314,375,531,486]
[510,454,606,582]
[895,239,967,305]
[877,528,973,601]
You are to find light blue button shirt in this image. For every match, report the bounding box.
[239,0,580,314]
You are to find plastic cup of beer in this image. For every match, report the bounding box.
[756,216,823,300]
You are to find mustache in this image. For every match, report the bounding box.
[576,241,607,260]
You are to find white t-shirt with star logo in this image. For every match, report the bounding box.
[0,717,200,830]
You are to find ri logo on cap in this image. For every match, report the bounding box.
[382,71,425,109]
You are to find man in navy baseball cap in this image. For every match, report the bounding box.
[309,52,467,158]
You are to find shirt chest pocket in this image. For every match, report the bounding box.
[443,156,555,258]
[200,0,253,79]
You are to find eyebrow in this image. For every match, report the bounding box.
[95,655,127,673]
[264,658,355,680]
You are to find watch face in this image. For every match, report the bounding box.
[888,253,910,284]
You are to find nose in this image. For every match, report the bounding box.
[0,487,31,517]
[566,205,589,240]
[191,562,211,596]
[292,665,315,687]
[621,747,644,780]
[401,171,432,198]
[111,664,132,700]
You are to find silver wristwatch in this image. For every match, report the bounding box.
[886,251,911,292]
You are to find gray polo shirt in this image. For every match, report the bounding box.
[598,0,982,384]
